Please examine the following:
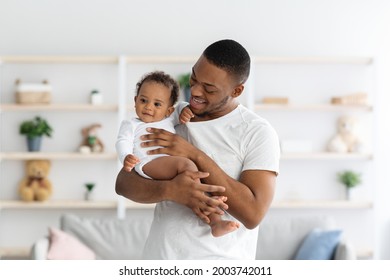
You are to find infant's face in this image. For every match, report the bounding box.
[135,81,173,123]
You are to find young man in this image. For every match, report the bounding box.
[115,39,280,259]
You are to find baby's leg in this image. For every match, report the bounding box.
[142,156,198,180]
[208,213,240,237]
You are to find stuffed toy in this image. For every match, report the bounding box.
[79,123,104,153]
[327,115,363,153]
[19,160,53,201]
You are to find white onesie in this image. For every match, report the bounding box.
[116,106,181,178]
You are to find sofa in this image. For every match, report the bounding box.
[31,213,356,260]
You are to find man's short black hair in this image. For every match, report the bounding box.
[203,39,251,84]
[135,71,179,106]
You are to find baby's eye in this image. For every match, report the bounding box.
[154,102,162,107]
[140,98,147,103]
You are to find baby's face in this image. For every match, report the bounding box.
[135,81,173,123]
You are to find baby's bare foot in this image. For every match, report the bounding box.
[211,221,240,237]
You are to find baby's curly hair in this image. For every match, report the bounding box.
[135,71,179,106]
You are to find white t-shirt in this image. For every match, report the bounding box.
[142,104,280,259]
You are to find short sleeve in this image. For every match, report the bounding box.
[242,121,280,175]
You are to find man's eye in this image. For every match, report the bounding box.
[204,87,216,94]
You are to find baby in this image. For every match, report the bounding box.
[116,71,239,237]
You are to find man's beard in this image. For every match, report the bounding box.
[194,95,229,119]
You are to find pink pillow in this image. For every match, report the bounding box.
[47,227,96,260]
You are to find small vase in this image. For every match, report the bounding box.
[346,188,351,200]
[84,190,95,201]
[27,136,42,152]
[91,93,103,105]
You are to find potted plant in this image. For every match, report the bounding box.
[338,170,362,200]
[90,89,103,105]
[19,116,53,151]
[84,183,96,201]
[177,73,191,102]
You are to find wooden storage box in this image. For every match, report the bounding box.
[15,80,52,104]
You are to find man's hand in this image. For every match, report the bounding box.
[141,128,196,158]
[123,154,140,172]
[166,170,228,224]
[179,106,194,124]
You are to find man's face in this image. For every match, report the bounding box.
[189,55,240,120]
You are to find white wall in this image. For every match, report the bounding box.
[1,0,390,259]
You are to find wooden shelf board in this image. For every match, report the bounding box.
[0,103,118,112]
[0,200,117,209]
[0,56,118,64]
[254,103,373,112]
[272,200,373,209]
[126,56,197,64]
[0,55,372,65]
[0,200,154,210]
[253,56,373,65]
[281,152,373,160]
[0,152,117,160]
[0,199,370,210]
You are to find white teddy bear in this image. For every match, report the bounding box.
[327,115,363,153]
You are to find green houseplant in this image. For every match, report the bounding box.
[84,183,96,201]
[177,73,191,102]
[338,170,362,200]
[19,116,53,151]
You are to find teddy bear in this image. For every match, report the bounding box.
[19,160,53,201]
[78,123,104,153]
[327,115,363,153]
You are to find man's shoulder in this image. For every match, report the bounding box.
[237,105,272,127]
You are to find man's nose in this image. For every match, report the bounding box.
[190,84,202,97]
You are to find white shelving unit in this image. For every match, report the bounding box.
[0,55,375,259]
[249,55,375,259]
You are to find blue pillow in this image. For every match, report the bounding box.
[294,228,342,260]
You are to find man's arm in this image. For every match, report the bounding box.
[141,128,277,229]
[115,167,228,223]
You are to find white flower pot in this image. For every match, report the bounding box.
[91,93,103,105]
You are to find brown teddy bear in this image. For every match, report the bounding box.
[19,160,53,201]
[79,123,104,153]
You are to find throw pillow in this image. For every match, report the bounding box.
[47,227,96,260]
[294,228,342,260]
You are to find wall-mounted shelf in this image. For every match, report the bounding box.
[252,56,373,64]
[0,103,118,112]
[281,152,373,160]
[272,200,373,209]
[254,103,373,112]
[0,152,117,160]
[0,200,154,210]
[0,199,371,210]
[0,56,118,64]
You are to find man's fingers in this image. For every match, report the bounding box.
[193,208,210,224]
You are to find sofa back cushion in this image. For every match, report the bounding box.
[255,215,335,260]
[61,213,153,259]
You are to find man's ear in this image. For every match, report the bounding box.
[232,84,244,98]
[166,106,175,117]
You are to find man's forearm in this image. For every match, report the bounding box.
[115,168,167,204]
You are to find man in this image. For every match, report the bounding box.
[115,39,280,259]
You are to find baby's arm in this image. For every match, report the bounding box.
[179,106,194,123]
[123,154,140,172]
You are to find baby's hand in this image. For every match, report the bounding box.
[124,154,140,172]
[180,106,194,123]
